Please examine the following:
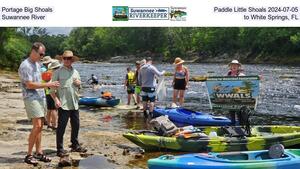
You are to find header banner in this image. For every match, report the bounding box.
[0,0,300,26]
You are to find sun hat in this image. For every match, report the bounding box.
[41,56,52,64]
[48,59,61,70]
[140,59,146,65]
[135,60,141,65]
[56,50,79,62]
[228,60,242,67]
[173,57,185,65]
[146,57,152,62]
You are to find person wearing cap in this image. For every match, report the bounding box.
[172,57,190,107]
[50,50,87,157]
[227,60,245,76]
[41,56,52,72]
[45,59,61,131]
[138,57,165,117]
[227,60,245,125]
[124,67,136,105]
[18,42,60,165]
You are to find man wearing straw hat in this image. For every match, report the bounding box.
[18,42,60,165]
[50,50,87,157]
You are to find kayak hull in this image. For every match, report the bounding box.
[148,149,300,169]
[123,126,300,152]
[153,107,231,126]
[79,97,120,107]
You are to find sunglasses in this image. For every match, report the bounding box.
[39,53,45,57]
[63,57,73,61]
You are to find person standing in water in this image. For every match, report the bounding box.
[124,67,136,105]
[138,57,165,117]
[172,57,190,107]
[227,60,245,125]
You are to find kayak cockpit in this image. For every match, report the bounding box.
[195,151,292,163]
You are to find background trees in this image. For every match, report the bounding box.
[1,27,300,70]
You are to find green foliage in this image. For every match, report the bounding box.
[0,29,30,70]
[3,37,31,69]
[1,27,300,70]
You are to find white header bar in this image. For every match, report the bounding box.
[1,0,300,27]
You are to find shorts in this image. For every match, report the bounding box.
[23,99,46,120]
[141,87,156,102]
[91,81,98,85]
[46,94,56,110]
[127,85,135,94]
[135,86,141,95]
[174,79,186,90]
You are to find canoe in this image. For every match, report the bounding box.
[148,149,300,169]
[79,97,120,107]
[153,107,231,126]
[123,125,300,152]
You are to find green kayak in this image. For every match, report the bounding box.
[123,126,300,152]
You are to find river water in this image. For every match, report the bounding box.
[74,62,300,168]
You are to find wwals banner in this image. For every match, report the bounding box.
[206,76,260,111]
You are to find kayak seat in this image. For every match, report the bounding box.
[254,152,288,160]
[255,144,286,160]
[217,153,249,160]
[221,126,250,137]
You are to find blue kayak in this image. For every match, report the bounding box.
[148,149,300,169]
[79,97,120,107]
[153,107,231,126]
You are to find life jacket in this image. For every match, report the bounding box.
[102,91,112,98]
[127,71,135,85]
[41,70,53,95]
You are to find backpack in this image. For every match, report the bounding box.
[150,116,178,136]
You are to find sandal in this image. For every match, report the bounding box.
[24,155,38,166]
[35,153,52,162]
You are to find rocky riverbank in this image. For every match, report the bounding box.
[0,71,146,169]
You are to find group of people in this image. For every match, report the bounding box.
[18,42,245,166]
[123,57,245,125]
[18,42,86,165]
[124,57,165,116]
[123,56,191,117]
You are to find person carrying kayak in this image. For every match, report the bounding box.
[172,57,190,107]
[124,67,137,105]
[138,57,165,117]
[227,60,245,125]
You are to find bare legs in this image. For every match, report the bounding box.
[47,110,58,128]
[28,118,44,155]
[172,89,185,106]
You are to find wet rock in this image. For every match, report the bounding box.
[134,154,143,159]
[58,156,71,167]
[122,149,130,156]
